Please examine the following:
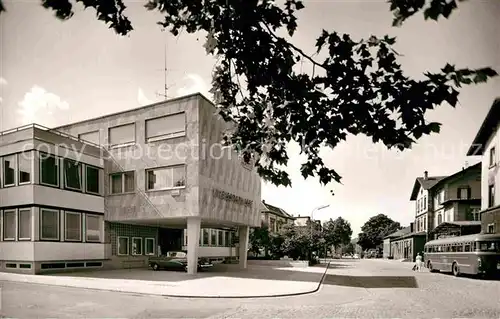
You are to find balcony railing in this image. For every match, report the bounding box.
[0,123,102,149]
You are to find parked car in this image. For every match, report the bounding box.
[148,251,213,272]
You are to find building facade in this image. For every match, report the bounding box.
[466,98,500,234]
[0,125,106,273]
[426,163,482,240]
[409,171,446,236]
[260,200,295,233]
[0,93,262,274]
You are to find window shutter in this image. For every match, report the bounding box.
[457,188,461,199]
[467,188,471,199]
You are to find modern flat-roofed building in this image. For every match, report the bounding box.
[0,125,106,273]
[0,93,261,274]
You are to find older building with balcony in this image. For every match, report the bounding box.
[426,162,482,240]
[466,98,500,234]
[0,93,261,274]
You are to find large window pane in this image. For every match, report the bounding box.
[145,113,185,142]
[86,215,101,242]
[65,212,81,241]
[64,159,82,190]
[109,123,135,146]
[211,229,217,246]
[202,229,209,246]
[118,236,129,255]
[40,155,59,186]
[146,166,185,190]
[224,231,230,247]
[124,171,135,192]
[3,210,16,240]
[218,230,223,246]
[41,209,59,240]
[18,153,32,184]
[145,238,155,255]
[3,154,16,186]
[18,209,32,240]
[172,166,186,187]
[110,174,123,194]
[132,237,143,255]
[86,166,100,194]
[79,131,100,145]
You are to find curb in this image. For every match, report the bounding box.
[160,261,331,299]
[0,263,331,299]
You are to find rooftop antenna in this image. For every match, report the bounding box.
[156,30,177,100]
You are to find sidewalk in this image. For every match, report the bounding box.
[0,264,329,298]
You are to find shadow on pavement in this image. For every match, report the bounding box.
[323,274,418,288]
[47,263,329,284]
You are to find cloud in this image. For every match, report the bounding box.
[17,85,70,126]
[176,73,211,99]
[138,88,154,106]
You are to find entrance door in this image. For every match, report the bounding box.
[158,228,183,254]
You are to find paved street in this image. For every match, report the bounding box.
[2,259,500,318]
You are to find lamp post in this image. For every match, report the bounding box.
[310,205,330,261]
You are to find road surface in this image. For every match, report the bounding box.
[1,259,499,318]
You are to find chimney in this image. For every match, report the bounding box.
[424,171,428,180]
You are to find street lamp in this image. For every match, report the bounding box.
[310,204,330,261]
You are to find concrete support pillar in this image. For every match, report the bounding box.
[186,217,201,274]
[238,225,249,269]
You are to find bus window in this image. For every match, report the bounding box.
[478,242,500,252]
[464,243,471,252]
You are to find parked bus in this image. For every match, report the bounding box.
[424,233,500,277]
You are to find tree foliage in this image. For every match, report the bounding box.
[322,217,352,250]
[1,0,496,193]
[249,223,271,256]
[357,214,401,250]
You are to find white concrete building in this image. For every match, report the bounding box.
[0,93,261,274]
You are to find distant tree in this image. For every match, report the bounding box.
[357,214,401,250]
[0,0,495,193]
[322,217,353,253]
[276,222,323,261]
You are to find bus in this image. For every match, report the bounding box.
[424,233,500,277]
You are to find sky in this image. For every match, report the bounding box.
[0,0,499,236]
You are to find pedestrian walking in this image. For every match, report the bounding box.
[415,253,423,272]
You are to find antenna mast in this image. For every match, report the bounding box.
[156,30,169,100]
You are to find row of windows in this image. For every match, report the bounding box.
[79,112,186,148]
[416,196,427,214]
[0,151,102,195]
[184,228,236,247]
[109,165,186,194]
[1,208,102,242]
[426,241,500,253]
[0,151,187,195]
[117,236,156,256]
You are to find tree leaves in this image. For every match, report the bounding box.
[2,0,496,193]
[389,0,468,27]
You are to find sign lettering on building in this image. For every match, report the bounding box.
[212,189,253,207]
